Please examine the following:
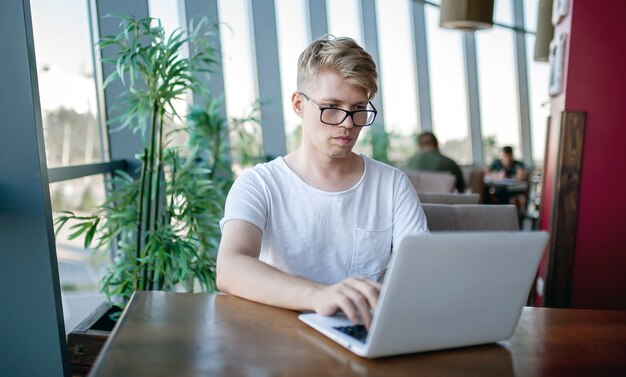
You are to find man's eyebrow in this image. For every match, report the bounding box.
[318,97,368,105]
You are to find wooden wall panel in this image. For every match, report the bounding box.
[544,111,585,308]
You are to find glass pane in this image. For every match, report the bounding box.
[476,26,522,164]
[524,0,538,32]
[425,5,472,165]
[526,34,550,166]
[30,0,104,168]
[50,175,108,333]
[275,0,309,152]
[524,0,539,31]
[376,0,419,164]
[218,0,264,168]
[326,0,363,45]
[218,0,257,120]
[148,0,185,36]
[494,0,514,26]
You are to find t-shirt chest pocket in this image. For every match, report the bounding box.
[351,225,392,278]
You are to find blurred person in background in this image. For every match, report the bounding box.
[404,131,465,192]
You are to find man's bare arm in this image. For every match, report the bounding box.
[216,220,381,328]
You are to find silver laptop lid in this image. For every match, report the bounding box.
[364,231,548,357]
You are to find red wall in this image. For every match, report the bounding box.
[566,1,626,310]
[540,1,626,310]
[535,0,572,308]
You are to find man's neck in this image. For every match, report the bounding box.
[420,146,438,153]
[283,148,364,192]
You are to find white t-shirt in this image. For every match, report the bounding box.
[219,155,429,284]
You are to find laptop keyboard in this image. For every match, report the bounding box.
[334,325,368,343]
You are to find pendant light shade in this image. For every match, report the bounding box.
[440,0,495,32]
[534,0,554,62]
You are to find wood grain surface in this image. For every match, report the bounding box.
[89,291,626,377]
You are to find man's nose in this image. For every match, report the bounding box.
[338,114,355,128]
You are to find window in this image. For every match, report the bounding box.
[476,26,522,164]
[526,34,551,166]
[376,0,420,164]
[218,0,257,120]
[148,0,186,36]
[424,4,472,164]
[275,0,309,152]
[50,176,108,333]
[218,0,264,168]
[30,0,105,168]
[524,0,538,32]
[493,0,514,27]
[326,0,363,45]
[522,0,550,166]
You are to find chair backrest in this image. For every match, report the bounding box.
[417,192,480,205]
[461,165,486,198]
[404,170,456,193]
[422,204,519,231]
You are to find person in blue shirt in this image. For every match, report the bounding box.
[486,146,526,181]
[485,146,527,223]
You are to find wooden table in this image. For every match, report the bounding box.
[89,291,626,377]
[483,177,528,206]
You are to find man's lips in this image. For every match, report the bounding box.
[332,136,353,144]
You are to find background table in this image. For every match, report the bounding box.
[483,177,529,207]
[89,291,626,377]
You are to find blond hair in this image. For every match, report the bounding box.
[297,36,378,99]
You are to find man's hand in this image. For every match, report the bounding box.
[312,277,382,329]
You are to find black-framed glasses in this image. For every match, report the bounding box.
[298,92,377,127]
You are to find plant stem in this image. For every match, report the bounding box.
[136,147,149,291]
[150,107,166,290]
[143,100,160,290]
[209,117,222,181]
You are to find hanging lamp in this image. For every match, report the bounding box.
[440,0,495,32]
[534,0,554,62]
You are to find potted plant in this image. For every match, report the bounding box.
[55,15,262,373]
[56,14,220,304]
[55,14,261,373]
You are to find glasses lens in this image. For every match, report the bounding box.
[353,111,375,126]
[320,108,348,125]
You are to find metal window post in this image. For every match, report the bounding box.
[250,0,287,160]
[410,0,432,133]
[0,0,67,375]
[513,0,533,167]
[306,0,328,40]
[464,32,484,166]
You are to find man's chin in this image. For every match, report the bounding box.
[327,149,354,159]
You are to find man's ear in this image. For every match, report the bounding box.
[291,91,304,117]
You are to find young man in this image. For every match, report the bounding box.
[484,146,528,217]
[216,37,428,329]
[486,146,526,182]
[404,131,466,192]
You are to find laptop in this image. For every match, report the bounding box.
[299,231,548,358]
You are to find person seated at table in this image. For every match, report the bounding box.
[216,36,428,330]
[486,146,526,181]
[403,132,465,192]
[484,146,527,218]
